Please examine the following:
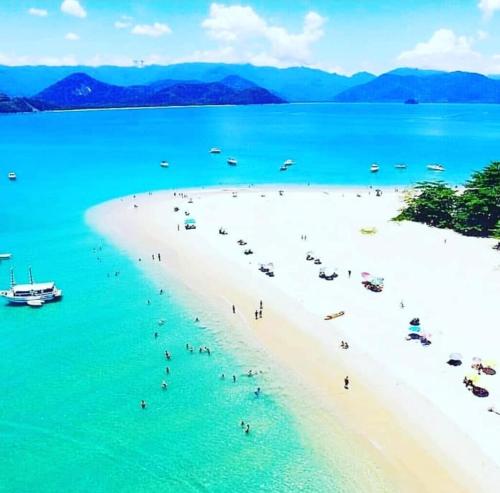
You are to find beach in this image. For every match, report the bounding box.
[87,186,500,492]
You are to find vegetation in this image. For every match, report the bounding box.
[395,162,500,238]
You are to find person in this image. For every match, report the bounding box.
[240,420,245,428]
[141,400,147,409]
[232,375,236,383]
[400,300,405,309]
[344,376,349,390]
[206,347,211,356]
[348,270,351,278]
[186,343,189,350]
[147,300,151,305]
[232,304,236,314]
[165,366,170,374]
[195,317,199,323]
[340,341,345,349]
[254,387,261,396]
[152,254,155,260]
[160,289,163,295]
[344,342,349,349]
[259,300,263,310]
[158,253,161,261]
[259,309,262,319]
[254,310,258,320]
[161,380,168,390]
[245,424,250,434]
[165,351,171,360]
[154,332,158,339]
[220,373,225,380]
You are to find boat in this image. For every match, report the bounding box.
[1,268,63,305]
[209,147,221,154]
[8,172,16,180]
[395,163,407,169]
[0,253,12,260]
[370,163,380,173]
[427,164,445,171]
[160,161,169,168]
[227,158,237,166]
[279,166,288,171]
[283,159,294,167]
[27,299,44,308]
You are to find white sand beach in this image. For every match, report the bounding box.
[87,186,500,492]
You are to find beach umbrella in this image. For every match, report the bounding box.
[449,353,463,361]
[408,325,421,333]
[466,373,481,384]
[184,218,196,225]
[472,356,482,365]
[483,360,496,368]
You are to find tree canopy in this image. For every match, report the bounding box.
[395,162,500,238]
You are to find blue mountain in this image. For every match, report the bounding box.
[334,71,500,103]
[0,63,375,102]
[34,72,284,110]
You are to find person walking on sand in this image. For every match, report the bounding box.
[344,376,350,390]
[254,310,258,320]
[400,300,405,309]
[259,300,263,310]
[232,304,236,314]
[348,270,351,278]
[259,309,262,319]
[158,253,161,261]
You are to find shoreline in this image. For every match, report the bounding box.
[87,185,500,492]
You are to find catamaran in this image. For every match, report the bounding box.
[1,268,62,305]
[427,163,445,171]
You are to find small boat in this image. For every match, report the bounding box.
[209,147,221,154]
[279,166,288,171]
[27,299,44,308]
[160,161,169,168]
[227,158,237,166]
[427,164,445,172]
[0,253,12,260]
[370,163,380,173]
[1,268,63,305]
[283,159,294,167]
[395,163,407,169]
[8,172,16,180]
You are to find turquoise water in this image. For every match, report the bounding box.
[1,103,499,492]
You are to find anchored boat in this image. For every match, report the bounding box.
[370,163,380,173]
[209,147,221,154]
[227,158,237,166]
[427,163,445,171]
[1,268,62,305]
[8,172,17,180]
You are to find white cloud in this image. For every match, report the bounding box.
[131,22,171,37]
[0,53,78,66]
[478,0,500,18]
[65,32,80,41]
[200,3,326,67]
[397,28,500,73]
[28,7,48,17]
[61,0,86,18]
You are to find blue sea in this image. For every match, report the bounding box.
[1,103,499,492]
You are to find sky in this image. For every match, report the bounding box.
[1,0,500,74]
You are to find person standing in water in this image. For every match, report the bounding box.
[141,400,147,409]
[232,375,236,383]
[245,424,250,434]
[161,381,168,390]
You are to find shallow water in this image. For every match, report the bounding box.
[1,103,499,492]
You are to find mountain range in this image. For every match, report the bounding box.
[1,63,500,113]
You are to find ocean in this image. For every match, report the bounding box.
[1,103,499,492]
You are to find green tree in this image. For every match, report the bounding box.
[395,181,457,229]
[454,162,500,237]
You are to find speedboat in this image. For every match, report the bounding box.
[27,299,44,308]
[227,158,237,166]
[8,172,16,180]
[283,159,294,167]
[279,166,288,171]
[160,161,169,168]
[395,163,407,169]
[209,147,221,154]
[427,164,445,171]
[0,253,12,260]
[1,268,63,305]
[370,163,380,173]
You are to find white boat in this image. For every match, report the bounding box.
[209,147,221,154]
[160,161,169,168]
[0,253,12,260]
[395,163,407,169]
[279,166,288,171]
[227,158,237,166]
[1,268,62,305]
[427,164,445,171]
[27,299,44,308]
[283,159,294,167]
[8,172,16,180]
[370,163,380,172]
